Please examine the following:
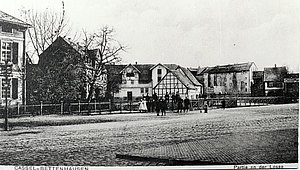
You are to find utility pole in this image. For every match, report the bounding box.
[1,60,12,131]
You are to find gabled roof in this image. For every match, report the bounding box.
[164,64,179,70]
[119,64,141,74]
[135,64,154,83]
[264,66,288,82]
[0,10,31,28]
[171,70,197,90]
[106,64,154,84]
[38,36,82,66]
[150,63,179,71]
[177,66,202,86]
[62,37,85,54]
[199,62,255,74]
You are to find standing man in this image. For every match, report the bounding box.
[171,92,176,111]
[161,97,167,116]
[221,99,226,110]
[153,92,158,113]
[156,97,163,116]
[146,93,150,112]
[177,96,183,113]
[184,97,191,113]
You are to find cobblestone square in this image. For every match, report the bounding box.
[0,104,298,166]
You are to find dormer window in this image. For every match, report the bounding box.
[126,72,134,77]
[1,25,13,33]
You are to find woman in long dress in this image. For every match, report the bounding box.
[139,99,148,112]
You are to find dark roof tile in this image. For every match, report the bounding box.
[264,67,287,82]
[172,70,197,89]
[200,62,255,74]
[178,67,202,86]
[0,10,30,27]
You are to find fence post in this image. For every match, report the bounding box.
[94,100,97,113]
[78,100,81,114]
[120,101,122,114]
[40,101,43,115]
[61,101,63,114]
[109,99,112,114]
[17,102,20,115]
[99,101,101,114]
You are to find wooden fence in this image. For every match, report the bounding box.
[0,100,141,118]
[190,96,293,109]
[0,96,296,118]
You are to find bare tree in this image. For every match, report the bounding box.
[80,26,126,102]
[20,1,71,58]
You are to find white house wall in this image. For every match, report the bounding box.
[152,65,168,87]
[114,65,152,100]
[0,25,25,106]
[115,82,152,99]
[204,71,253,95]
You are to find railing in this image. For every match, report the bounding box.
[0,96,296,118]
[0,100,141,118]
[190,96,294,109]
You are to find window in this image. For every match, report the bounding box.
[145,88,149,93]
[131,80,134,84]
[126,72,134,77]
[268,82,274,88]
[158,69,162,74]
[157,69,162,82]
[214,74,217,86]
[274,82,283,88]
[141,88,144,93]
[127,91,132,101]
[2,78,11,99]
[241,81,245,91]
[208,74,212,87]
[269,82,283,88]
[1,25,12,33]
[1,42,12,62]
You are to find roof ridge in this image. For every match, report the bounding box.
[0,10,31,27]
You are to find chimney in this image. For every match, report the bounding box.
[275,64,277,68]
[135,62,137,65]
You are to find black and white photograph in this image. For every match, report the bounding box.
[0,0,299,169]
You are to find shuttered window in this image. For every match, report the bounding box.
[12,78,18,99]
[12,42,18,64]
[1,42,12,62]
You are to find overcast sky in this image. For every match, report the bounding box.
[1,0,299,71]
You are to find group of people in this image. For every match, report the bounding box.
[138,92,191,116]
